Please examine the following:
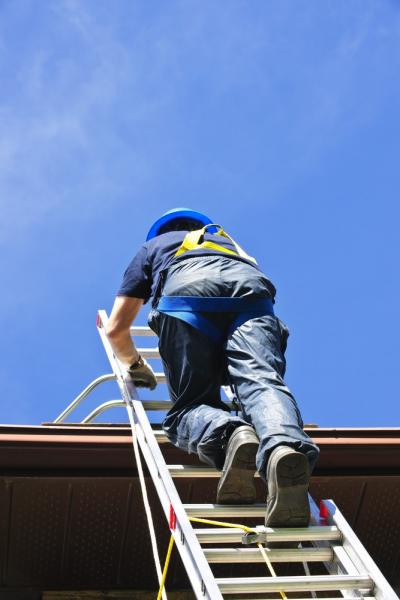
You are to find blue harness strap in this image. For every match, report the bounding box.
[157,296,275,343]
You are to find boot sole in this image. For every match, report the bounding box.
[217,435,258,505]
[266,451,310,528]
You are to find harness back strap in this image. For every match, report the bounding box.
[174,224,257,264]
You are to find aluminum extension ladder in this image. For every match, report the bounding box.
[54,310,399,600]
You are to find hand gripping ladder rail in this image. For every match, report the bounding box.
[54,310,399,600]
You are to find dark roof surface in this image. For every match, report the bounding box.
[0,424,399,597]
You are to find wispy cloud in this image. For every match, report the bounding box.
[1,0,399,242]
[0,1,133,240]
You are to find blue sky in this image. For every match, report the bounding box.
[0,0,399,427]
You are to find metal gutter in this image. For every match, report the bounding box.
[0,424,399,473]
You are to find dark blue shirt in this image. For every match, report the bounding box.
[117,230,266,303]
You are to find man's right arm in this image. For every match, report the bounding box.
[106,296,143,367]
[106,296,157,390]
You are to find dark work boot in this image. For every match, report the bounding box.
[265,446,310,528]
[216,425,259,505]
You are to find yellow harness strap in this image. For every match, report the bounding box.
[175,224,257,264]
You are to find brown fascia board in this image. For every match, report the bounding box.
[0,424,399,474]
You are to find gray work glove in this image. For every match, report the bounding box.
[126,355,157,390]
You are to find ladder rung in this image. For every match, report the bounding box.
[184,503,265,517]
[216,574,373,594]
[153,430,169,443]
[168,465,260,478]
[195,526,341,544]
[130,326,156,336]
[145,401,231,413]
[154,373,238,389]
[204,547,333,563]
[137,347,160,358]
[142,401,172,410]
[237,598,376,600]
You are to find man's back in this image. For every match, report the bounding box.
[118,228,272,304]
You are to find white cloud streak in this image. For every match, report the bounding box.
[0,0,399,241]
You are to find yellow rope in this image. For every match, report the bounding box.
[157,533,175,600]
[189,516,254,532]
[157,515,288,600]
[189,517,287,600]
[256,542,287,599]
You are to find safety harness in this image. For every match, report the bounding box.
[157,224,275,342]
[174,223,257,263]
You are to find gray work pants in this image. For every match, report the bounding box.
[148,255,319,477]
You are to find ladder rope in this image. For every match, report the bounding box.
[255,542,287,599]
[191,517,287,600]
[157,533,175,600]
[125,399,168,600]
[157,516,289,599]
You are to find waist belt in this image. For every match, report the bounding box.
[157,296,275,343]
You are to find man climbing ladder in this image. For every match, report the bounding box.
[106,207,319,528]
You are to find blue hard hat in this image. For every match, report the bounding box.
[146,208,215,241]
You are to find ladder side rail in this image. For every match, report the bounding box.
[81,400,126,423]
[127,398,220,600]
[97,310,223,600]
[98,320,218,600]
[54,373,116,423]
[82,400,172,423]
[321,499,398,600]
[309,497,365,599]
[97,318,168,600]
[334,546,368,599]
